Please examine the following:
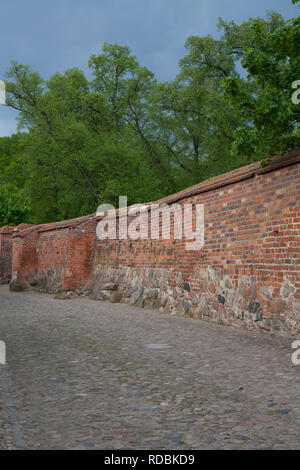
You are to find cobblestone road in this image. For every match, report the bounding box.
[0,284,299,449]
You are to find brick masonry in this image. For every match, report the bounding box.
[0,225,16,283]
[9,216,97,293]
[1,148,300,337]
[0,224,34,284]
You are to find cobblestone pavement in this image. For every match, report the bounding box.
[0,381,9,449]
[0,285,299,450]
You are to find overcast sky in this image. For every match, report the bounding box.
[0,0,298,137]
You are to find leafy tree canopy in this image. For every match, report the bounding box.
[1,9,299,224]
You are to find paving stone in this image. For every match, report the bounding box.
[0,284,299,450]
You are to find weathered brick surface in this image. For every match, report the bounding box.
[62,222,96,290]
[91,149,300,336]
[2,148,300,336]
[10,217,97,293]
[0,224,34,283]
[0,226,16,282]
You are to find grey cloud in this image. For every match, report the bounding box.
[0,0,297,136]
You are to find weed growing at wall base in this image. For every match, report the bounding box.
[96,197,205,251]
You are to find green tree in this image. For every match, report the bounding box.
[4,59,164,222]
[0,185,30,226]
[0,134,31,225]
[223,16,300,158]
[2,11,299,224]
[89,43,178,192]
[149,11,286,186]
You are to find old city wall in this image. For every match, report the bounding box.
[1,148,300,336]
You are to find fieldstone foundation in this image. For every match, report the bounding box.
[87,264,300,337]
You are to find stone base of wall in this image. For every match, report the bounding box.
[9,280,27,292]
[10,268,67,294]
[87,264,300,338]
[8,263,299,339]
[31,268,65,293]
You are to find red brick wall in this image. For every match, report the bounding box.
[3,148,300,336]
[11,231,38,289]
[62,223,96,290]
[0,224,35,283]
[10,217,97,293]
[0,226,16,281]
[91,151,300,336]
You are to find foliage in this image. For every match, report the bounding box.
[223,15,300,159]
[0,133,32,225]
[0,184,30,226]
[1,9,299,224]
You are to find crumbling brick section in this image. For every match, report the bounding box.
[9,216,98,293]
[0,224,34,284]
[1,148,300,337]
[62,222,96,290]
[0,226,16,283]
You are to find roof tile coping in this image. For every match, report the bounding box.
[13,214,94,238]
[97,147,300,220]
[0,223,36,235]
[0,225,17,235]
[11,147,300,237]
